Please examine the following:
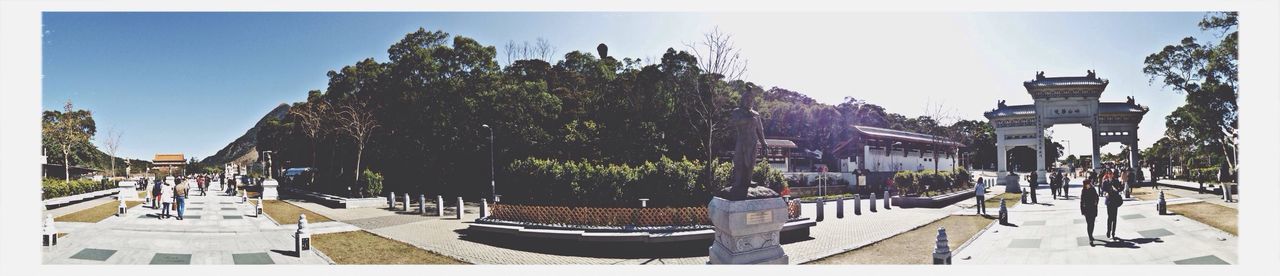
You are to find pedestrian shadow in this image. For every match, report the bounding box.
[1102,237,1163,249]
[999,221,1019,227]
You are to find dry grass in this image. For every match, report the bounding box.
[983,192,1023,209]
[807,215,994,264]
[1132,187,1180,201]
[312,230,468,264]
[1168,202,1237,236]
[248,200,333,223]
[55,200,143,223]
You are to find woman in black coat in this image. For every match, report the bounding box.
[1103,172,1124,240]
[1080,178,1100,246]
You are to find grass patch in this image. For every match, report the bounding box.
[1168,202,1237,236]
[248,200,333,223]
[983,192,1022,209]
[807,215,993,264]
[1132,187,1180,201]
[55,200,143,223]
[312,230,468,264]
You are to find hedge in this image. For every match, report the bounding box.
[42,178,114,200]
[506,157,786,208]
[892,168,972,196]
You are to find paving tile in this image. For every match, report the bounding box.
[149,253,192,265]
[1122,214,1146,220]
[223,215,243,220]
[1174,255,1229,265]
[1073,219,1085,224]
[221,207,238,211]
[232,252,275,265]
[1076,236,1094,247]
[69,248,116,261]
[1137,228,1175,239]
[1009,238,1042,249]
[1024,220,1046,226]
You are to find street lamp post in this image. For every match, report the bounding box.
[481,124,495,202]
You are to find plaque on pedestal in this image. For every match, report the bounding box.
[260,179,279,200]
[708,196,789,264]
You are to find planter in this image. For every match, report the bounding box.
[891,189,974,208]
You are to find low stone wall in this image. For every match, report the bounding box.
[891,189,974,208]
[280,187,387,209]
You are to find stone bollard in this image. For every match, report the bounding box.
[43,214,57,246]
[815,197,825,222]
[403,193,411,212]
[294,214,311,256]
[933,227,952,264]
[117,199,127,217]
[456,196,464,220]
[836,196,845,219]
[436,195,445,217]
[998,199,1008,224]
[256,198,264,217]
[389,192,397,209]
[1157,190,1167,215]
[884,191,892,210]
[853,194,862,215]
[1198,182,1204,194]
[480,198,489,218]
[640,198,649,208]
[869,192,878,212]
[241,193,248,204]
[419,194,427,214]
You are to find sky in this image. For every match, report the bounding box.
[42,12,1220,161]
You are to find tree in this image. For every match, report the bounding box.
[336,98,379,191]
[1142,11,1238,172]
[43,100,96,184]
[681,26,751,187]
[289,97,331,170]
[101,128,123,177]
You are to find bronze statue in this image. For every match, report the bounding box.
[719,88,776,200]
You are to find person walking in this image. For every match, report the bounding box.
[1103,172,1124,240]
[1081,178,1100,246]
[150,178,163,209]
[1027,171,1039,203]
[159,179,175,219]
[175,179,190,220]
[975,177,987,215]
[1062,172,1071,199]
[1050,171,1061,200]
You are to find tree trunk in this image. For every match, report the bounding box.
[63,146,70,185]
[705,127,715,189]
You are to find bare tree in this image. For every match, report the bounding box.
[685,26,749,81]
[534,37,557,61]
[102,128,123,177]
[504,37,559,65]
[290,100,331,173]
[921,100,960,173]
[335,98,379,186]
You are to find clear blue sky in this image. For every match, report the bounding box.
[43,12,1218,161]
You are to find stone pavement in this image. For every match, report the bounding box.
[953,178,1237,265]
[287,195,958,264]
[42,182,330,265]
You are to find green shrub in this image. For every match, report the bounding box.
[507,157,784,207]
[41,178,112,200]
[362,169,384,197]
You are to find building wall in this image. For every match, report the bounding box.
[858,147,957,173]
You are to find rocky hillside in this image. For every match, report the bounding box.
[200,103,290,165]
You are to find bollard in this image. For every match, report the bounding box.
[480,198,489,218]
[853,194,862,215]
[836,196,845,219]
[43,214,57,246]
[1020,189,1028,204]
[389,192,397,209]
[256,198,264,217]
[640,198,649,208]
[403,193,411,212]
[241,193,248,204]
[870,192,878,212]
[815,197,825,222]
[456,196,464,220]
[884,191,892,210]
[933,227,952,265]
[117,199,127,217]
[436,195,445,217]
[294,214,311,256]
[998,199,1008,224]
[419,194,427,214]
[1157,190,1167,215]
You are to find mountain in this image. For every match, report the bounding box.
[200,103,290,165]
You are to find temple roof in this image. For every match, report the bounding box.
[153,153,185,164]
[1098,102,1149,114]
[853,125,964,147]
[983,104,1036,119]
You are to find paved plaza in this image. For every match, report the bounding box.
[954,178,1238,265]
[42,184,335,265]
[286,195,959,264]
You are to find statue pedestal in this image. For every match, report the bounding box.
[118,181,138,200]
[1003,174,1021,194]
[261,179,279,200]
[708,196,789,264]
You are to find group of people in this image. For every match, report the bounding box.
[1080,168,1129,246]
[148,176,190,220]
[971,168,1131,247]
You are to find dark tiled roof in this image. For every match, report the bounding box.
[983,104,1036,118]
[853,126,964,147]
[1098,102,1149,114]
[1024,76,1108,87]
